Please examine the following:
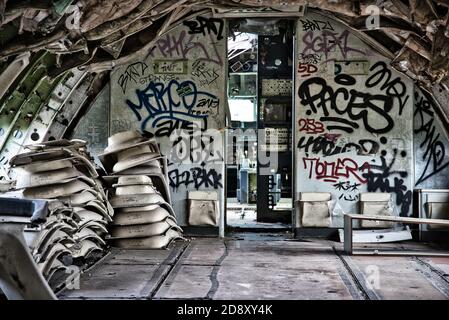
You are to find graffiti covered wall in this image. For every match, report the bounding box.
[295,13,414,227]
[110,15,227,225]
[414,88,449,189]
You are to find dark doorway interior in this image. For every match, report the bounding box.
[226,19,294,229]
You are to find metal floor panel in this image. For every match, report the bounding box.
[58,236,449,300]
[58,242,188,300]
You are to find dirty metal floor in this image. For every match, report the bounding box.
[59,233,449,300]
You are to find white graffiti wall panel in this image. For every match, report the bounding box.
[295,13,414,227]
[414,88,449,189]
[110,15,226,225]
[72,83,110,157]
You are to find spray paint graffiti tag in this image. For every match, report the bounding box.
[303,157,370,184]
[169,167,223,190]
[126,80,219,131]
[302,30,365,60]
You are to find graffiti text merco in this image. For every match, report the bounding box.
[126,80,219,132]
[298,74,395,134]
[303,157,369,184]
[298,135,380,157]
[414,90,449,185]
[302,30,365,60]
[169,167,223,190]
[183,16,225,40]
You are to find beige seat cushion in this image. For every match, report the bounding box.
[188,191,219,226]
[300,192,331,202]
[360,193,394,228]
[301,201,331,227]
[300,192,331,228]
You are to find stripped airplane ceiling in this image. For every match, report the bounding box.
[1,0,449,174]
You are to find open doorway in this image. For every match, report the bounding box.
[226,19,294,229]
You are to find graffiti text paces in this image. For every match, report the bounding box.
[298,74,395,134]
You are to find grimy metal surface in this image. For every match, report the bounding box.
[58,235,449,300]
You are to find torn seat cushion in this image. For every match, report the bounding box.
[300,192,331,228]
[360,194,394,228]
[301,201,331,227]
[188,200,218,226]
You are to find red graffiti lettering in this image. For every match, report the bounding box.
[298,118,325,134]
[298,63,318,78]
[302,157,369,183]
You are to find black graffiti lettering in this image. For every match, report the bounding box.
[414,91,449,185]
[299,76,395,134]
[362,149,412,216]
[319,116,359,133]
[169,167,223,190]
[300,19,334,31]
[298,53,322,65]
[334,73,356,86]
[183,16,224,40]
[191,61,220,87]
[339,194,359,202]
[117,62,148,93]
[297,135,379,156]
[366,61,410,116]
[333,181,361,192]
[148,118,208,139]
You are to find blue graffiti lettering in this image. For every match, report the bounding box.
[126,80,219,131]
